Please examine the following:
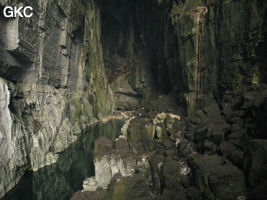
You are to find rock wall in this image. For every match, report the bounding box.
[146,0,267,116]
[0,0,266,198]
[101,0,158,111]
[0,0,114,198]
[168,0,267,115]
[102,0,266,115]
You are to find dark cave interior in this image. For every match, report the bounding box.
[0,0,267,199]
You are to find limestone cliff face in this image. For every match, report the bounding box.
[0,0,114,197]
[140,0,267,115]
[0,0,266,198]
[166,0,267,115]
[101,0,157,111]
[101,0,266,115]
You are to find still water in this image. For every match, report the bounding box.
[2,120,124,200]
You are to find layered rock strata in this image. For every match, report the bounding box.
[0,0,266,198]
[0,0,114,198]
[100,0,266,115]
[144,0,267,115]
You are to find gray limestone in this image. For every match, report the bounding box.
[0,0,114,198]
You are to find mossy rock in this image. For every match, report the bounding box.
[105,174,152,200]
[163,158,182,190]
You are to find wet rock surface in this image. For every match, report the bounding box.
[0,0,266,199]
[0,0,115,197]
[75,84,267,199]
[2,119,124,200]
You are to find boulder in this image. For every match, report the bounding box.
[243,139,267,188]
[206,123,231,144]
[187,186,203,200]
[106,173,153,200]
[231,124,244,133]
[220,141,243,166]
[158,189,188,200]
[83,177,98,192]
[163,158,182,190]
[196,109,207,121]
[94,136,113,157]
[208,165,246,200]
[90,137,137,191]
[230,116,244,127]
[222,104,236,121]
[71,188,108,200]
[189,153,246,199]
[162,139,174,150]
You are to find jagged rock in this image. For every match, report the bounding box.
[206,123,231,144]
[226,128,247,149]
[1,0,266,198]
[166,149,176,157]
[243,139,267,188]
[0,78,28,198]
[120,116,135,139]
[228,137,246,148]
[242,90,267,109]
[208,165,246,200]
[203,139,215,154]
[106,173,153,200]
[155,124,164,139]
[231,124,243,132]
[203,103,219,115]
[164,114,180,135]
[94,136,113,157]
[83,177,98,192]
[231,150,244,166]
[159,189,188,200]
[149,154,165,194]
[154,113,167,124]
[0,0,115,197]
[187,186,203,200]
[219,141,243,166]
[189,153,246,199]
[162,139,174,150]
[163,158,182,190]
[194,126,208,145]
[114,137,131,154]
[195,110,207,121]
[128,118,159,154]
[91,137,136,190]
[178,140,195,157]
[222,104,236,121]
[72,188,108,200]
[145,123,155,139]
[230,116,244,127]
[228,129,247,139]
[193,103,231,148]
[180,175,191,188]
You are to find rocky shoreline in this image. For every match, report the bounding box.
[72,85,267,200]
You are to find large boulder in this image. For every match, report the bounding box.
[243,139,267,188]
[189,153,246,199]
[71,188,108,200]
[106,173,153,200]
[163,158,182,190]
[87,137,137,191]
[219,141,243,166]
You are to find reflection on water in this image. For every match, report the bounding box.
[2,120,124,200]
